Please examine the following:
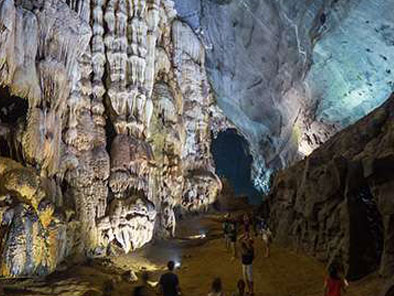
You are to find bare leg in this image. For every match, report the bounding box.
[232,241,237,258]
[249,281,254,295]
[242,265,249,291]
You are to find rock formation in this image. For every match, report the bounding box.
[0,157,65,277]
[269,93,394,280]
[0,0,393,283]
[175,0,394,190]
[0,0,221,277]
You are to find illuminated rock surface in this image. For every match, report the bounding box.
[0,214,386,296]
[0,0,393,283]
[0,0,220,277]
[269,94,394,279]
[176,0,394,189]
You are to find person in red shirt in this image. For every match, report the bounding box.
[323,264,348,296]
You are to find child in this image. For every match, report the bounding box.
[262,224,272,258]
[323,264,348,296]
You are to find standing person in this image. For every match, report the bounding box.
[232,279,246,296]
[243,214,250,236]
[255,216,265,240]
[133,272,154,296]
[223,214,231,251]
[241,239,255,295]
[323,264,348,296]
[208,277,225,296]
[228,216,238,259]
[262,224,272,258]
[158,261,181,296]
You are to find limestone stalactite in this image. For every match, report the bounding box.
[2,0,391,283]
[0,0,221,277]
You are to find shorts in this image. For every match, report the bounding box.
[263,233,269,243]
[242,264,253,281]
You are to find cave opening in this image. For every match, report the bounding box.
[211,129,261,204]
[347,185,384,280]
[0,86,28,161]
[105,116,116,154]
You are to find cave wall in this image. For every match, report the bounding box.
[175,0,394,190]
[269,93,394,279]
[1,0,393,280]
[0,0,221,277]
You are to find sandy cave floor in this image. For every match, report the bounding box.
[0,213,385,296]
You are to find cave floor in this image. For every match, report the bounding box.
[0,213,385,296]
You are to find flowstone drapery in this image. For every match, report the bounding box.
[0,0,222,277]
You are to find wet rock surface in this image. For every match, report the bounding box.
[269,93,394,279]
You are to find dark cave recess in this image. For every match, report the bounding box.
[0,86,28,160]
[211,128,261,205]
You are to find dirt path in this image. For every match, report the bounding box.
[1,213,385,296]
[113,214,384,296]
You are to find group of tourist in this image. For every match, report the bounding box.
[221,213,272,296]
[133,212,348,296]
[133,260,249,296]
[223,213,272,258]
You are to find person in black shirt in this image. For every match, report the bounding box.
[241,239,255,295]
[228,218,238,259]
[133,272,154,296]
[158,261,181,296]
[223,214,231,251]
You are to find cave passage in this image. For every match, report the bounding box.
[0,86,28,160]
[211,129,261,204]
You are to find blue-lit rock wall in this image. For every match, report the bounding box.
[307,0,394,127]
[174,0,394,192]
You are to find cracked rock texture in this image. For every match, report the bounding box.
[269,93,394,280]
[0,0,221,277]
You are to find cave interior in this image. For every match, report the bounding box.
[0,0,393,295]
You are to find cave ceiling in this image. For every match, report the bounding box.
[0,0,393,278]
[175,0,394,190]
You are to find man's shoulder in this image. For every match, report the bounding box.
[161,271,178,279]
